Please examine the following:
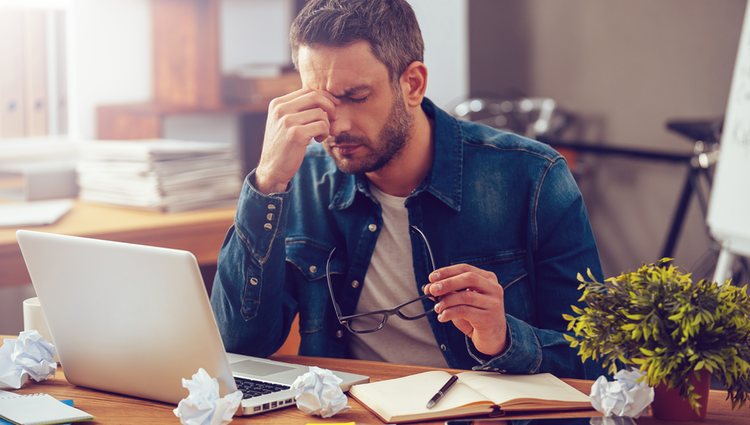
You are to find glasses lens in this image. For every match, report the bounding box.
[347,313,388,333]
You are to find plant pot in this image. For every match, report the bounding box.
[651,370,711,421]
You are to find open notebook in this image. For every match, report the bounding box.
[349,370,593,423]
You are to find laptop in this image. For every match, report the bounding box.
[16,230,369,416]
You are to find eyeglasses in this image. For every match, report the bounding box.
[325,225,437,334]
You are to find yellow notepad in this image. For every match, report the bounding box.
[349,371,592,423]
[0,393,93,425]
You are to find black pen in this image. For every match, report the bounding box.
[426,374,458,409]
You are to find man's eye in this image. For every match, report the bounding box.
[349,96,368,104]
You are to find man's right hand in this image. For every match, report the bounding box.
[254,88,340,194]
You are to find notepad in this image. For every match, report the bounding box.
[349,371,593,423]
[0,393,92,425]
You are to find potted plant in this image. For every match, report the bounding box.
[563,258,750,421]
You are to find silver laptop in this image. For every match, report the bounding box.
[16,230,368,416]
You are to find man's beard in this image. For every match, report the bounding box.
[327,93,413,174]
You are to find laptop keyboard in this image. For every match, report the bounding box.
[235,377,290,399]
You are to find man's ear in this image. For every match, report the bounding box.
[399,61,428,107]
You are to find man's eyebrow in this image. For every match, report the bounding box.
[333,85,371,98]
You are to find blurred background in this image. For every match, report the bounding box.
[0,0,745,335]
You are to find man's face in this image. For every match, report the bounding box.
[297,41,413,174]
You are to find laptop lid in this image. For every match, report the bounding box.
[16,230,369,414]
[16,229,239,404]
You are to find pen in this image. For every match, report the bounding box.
[426,374,458,409]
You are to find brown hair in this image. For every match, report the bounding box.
[290,0,424,81]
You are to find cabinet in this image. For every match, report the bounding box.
[96,0,303,172]
[0,8,67,138]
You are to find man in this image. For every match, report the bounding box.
[211,0,603,378]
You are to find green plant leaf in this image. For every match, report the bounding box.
[565,259,750,409]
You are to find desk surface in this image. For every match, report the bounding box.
[4,349,745,425]
[0,200,236,286]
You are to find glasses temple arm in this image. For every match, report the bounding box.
[410,225,437,271]
[326,247,346,320]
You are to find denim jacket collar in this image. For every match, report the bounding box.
[329,97,463,211]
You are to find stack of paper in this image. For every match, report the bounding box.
[76,140,242,212]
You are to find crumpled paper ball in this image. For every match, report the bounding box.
[0,330,57,389]
[173,368,243,425]
[290,366,350,418]
[590,368,654,418]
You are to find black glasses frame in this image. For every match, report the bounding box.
[325,225,437,334]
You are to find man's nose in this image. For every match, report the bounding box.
[329,107,351,136]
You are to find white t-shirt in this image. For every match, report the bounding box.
[348,185,449,368]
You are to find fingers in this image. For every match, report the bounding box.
[433,288,499,314]
[255,89,340,194]
[278,109,332,144]
[423,263,509,356]
[436,304,486,326]
[450,318,474,337]
[424,266,502,298]
[286,120,332,147]
[430,263,496,282]
[270,89,339,124]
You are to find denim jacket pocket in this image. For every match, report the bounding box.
[286,238,344,281]
[286,238,344,335]
[451,250,532,320]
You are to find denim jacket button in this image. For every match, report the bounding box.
[368,224,377,232]
[267,203,276,210]
[266,213,274,221]
[249,277,259,286]
[440,344,447,351]
[309,265,318,274]
[263,223,273,231]
[351,280,360,289]
[335,330,344,339]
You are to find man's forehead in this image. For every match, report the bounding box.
[297,42,388,93]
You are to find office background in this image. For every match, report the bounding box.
[0,0,745,334]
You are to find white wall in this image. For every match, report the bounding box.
[409,0,469,109]
[68,0,152,139]
[221,0,294,73]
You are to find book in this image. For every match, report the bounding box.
[348,371,593,423]
[0,393,92,425]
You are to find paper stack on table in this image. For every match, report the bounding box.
[76,140,243,212]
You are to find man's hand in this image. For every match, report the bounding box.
[255,88,340,194]
[423,264,508,357]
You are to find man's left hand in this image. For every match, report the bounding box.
[423,264,508,357]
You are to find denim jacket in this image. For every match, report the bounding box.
[211,98,604,378]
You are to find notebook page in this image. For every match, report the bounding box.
[457,372,590,409]
[0,393,92,425]
[350,370,493,419]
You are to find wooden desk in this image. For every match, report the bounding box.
[0,201,236,286]
[4,348,746,425]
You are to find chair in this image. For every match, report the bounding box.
[451,96,579,170]
[452,96,575,140]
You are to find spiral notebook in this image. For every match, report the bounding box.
[0,393,92,425]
